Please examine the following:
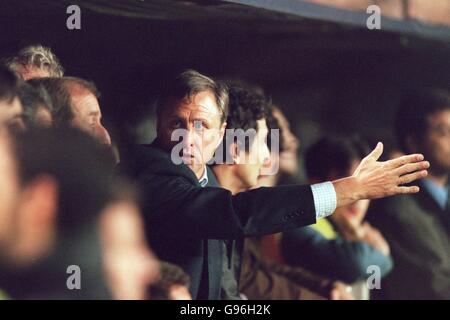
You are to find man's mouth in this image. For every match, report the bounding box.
[181,151,196,164]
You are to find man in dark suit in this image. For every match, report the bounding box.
[368,89,450,299]
[123,70,429,300]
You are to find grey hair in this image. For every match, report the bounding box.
[157,69,229,123]
[7,45,64,77]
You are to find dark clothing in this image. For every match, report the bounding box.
[240,237,332,299]
[367,181,450,299]
[123,140,317,300]
[202,171,242,300]
[220,239,243,300]
[281,220,393,284]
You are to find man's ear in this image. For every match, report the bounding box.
[228,142,241,165]
[20,175,58,230]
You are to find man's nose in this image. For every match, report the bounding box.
[184,127,203,148]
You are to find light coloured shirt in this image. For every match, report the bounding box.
[199,166,209,187]
[200,166,337,220]
[311,181,337,219]
[422,178,448,210]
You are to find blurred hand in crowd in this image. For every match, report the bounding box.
[360,223,391,256]
[329,282,354,300]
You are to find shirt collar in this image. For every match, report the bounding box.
[421,178,449,210]
[198,166,208,187]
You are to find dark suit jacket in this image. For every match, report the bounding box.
[367,181,450,299]
[123,140,317,300]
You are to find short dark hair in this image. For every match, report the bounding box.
[18,82,53,127]
[305,136,370,181]
[0,64,20,103]
[395,88,450,153]
[27,77,100,127]
[149,261,190,300]
[217,84,271,163]
[157,70,229,123]
[12,127,115,233]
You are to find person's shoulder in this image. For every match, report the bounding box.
[124,141,199,184]
[370,193,417,214]
[367,191,430,230]
[131,141,170,162]
[119,142,168,174]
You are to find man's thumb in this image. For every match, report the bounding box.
[367,142,383,161]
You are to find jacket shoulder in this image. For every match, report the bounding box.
[121,143,198,183]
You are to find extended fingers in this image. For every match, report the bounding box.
[385,153,424,169]
[397,170,428,185]
[394,161,430,176]
[395,185,420,194]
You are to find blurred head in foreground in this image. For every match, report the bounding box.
[0,127,114,299]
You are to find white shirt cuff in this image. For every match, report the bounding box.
[311,181,337,219]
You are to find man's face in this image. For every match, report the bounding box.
[234,119,270,189]
[69,87,111,145]
[0,131,19,251]
[0,97,24,130]
[419,110,450,175]
[157,91,226,176]
[273,108,300,175]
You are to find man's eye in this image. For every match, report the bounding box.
[194,121,206,130]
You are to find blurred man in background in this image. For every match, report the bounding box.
[368,89,450,299]
[0,127,114,299]
[282,136,393,298]
[28,77,112,145]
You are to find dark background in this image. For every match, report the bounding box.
[1,0,449,155]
